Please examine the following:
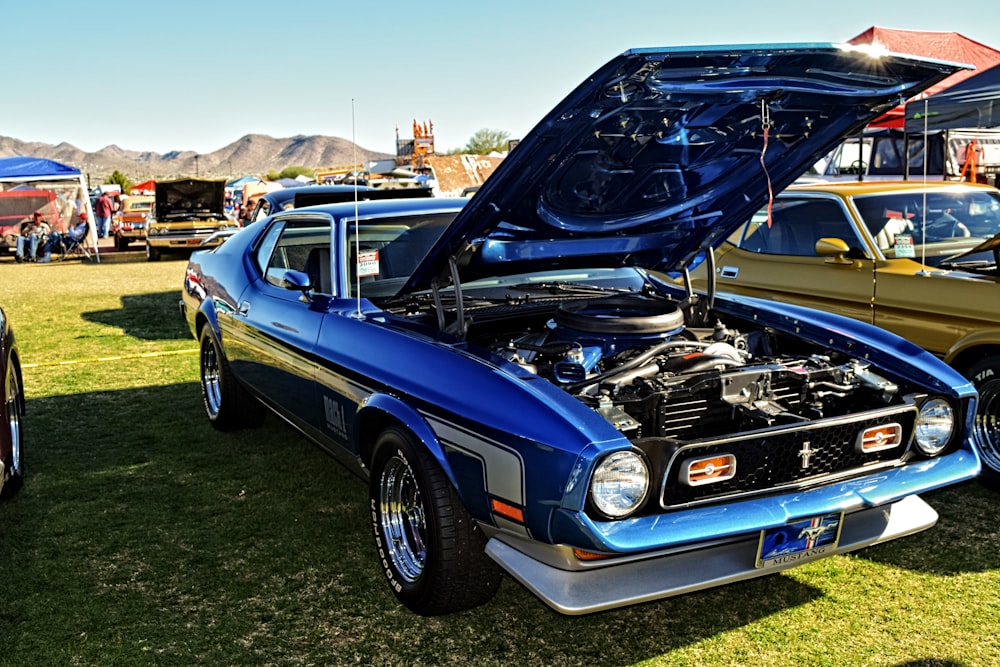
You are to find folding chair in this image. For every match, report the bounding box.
[59,223,92,261]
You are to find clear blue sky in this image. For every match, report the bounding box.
[2,0,997,156]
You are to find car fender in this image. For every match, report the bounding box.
[355,392,448,472]
[193,292,222,341]
[355,393,505,521]
[943,327,1000,368]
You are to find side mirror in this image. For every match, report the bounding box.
[815,237,854,265]
[281,269,315,301]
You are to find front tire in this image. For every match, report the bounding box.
[2,355,24,499]
[965,355,1000,480]
[369,426,502,615]
[146,243,161,261]
[199,326,264,431]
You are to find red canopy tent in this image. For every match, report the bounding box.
[848,27,1000,128]
[129,179,156,195]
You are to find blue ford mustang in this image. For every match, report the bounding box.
[181,43,981,616]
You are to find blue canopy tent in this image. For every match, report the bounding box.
[0,157,83,180]
[0,156,98,260]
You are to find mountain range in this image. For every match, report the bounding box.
[0,134,393,183]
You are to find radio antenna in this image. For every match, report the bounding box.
[351,98,363,319]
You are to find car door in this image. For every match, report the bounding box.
[846,188,1000,356]
[224,215,332,431]
[709,196,879,325]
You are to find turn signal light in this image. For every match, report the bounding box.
[680,453,736,486]
[856,423,902,453]
[490,498,525,523]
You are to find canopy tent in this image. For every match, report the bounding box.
[905,62,1000,132]
[847,27,1000,129]
[0,156,98,260]
[226,175,262,190]
[130,179,156,195]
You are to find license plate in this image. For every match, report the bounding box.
[186,239,202,246]
[756,512,843,569]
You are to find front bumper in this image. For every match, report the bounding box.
[487,494,936,615]
[147,234,227,250]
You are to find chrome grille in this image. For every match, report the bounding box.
[660,406,917,508]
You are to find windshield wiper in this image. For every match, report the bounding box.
[509,281,631,296]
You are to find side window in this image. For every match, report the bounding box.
[255,218,333,293]
[250,200,269,223]
[254,220,283,276]
[737,198,859,256]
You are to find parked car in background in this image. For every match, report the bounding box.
[1,305,24,499]
[145,179,238,261]
[200,184,437,247]
[246,183,435,224]
[692,180,1000,476]
[112,194,154,250]
[180,44,979,616]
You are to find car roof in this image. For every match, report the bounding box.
[785,180,1000,197]
[276,196,466,220]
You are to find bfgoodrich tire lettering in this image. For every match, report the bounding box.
[198,326,264,431]
[369,425,502,615]
[966,355,1000,479]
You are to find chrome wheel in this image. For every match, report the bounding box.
[973,378,1000,474]
[378,453,427,583]
[2,359,24,498]
[200,333,223,420]
[369,426,503,614]
[7,367,21,477]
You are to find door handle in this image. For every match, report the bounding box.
[237,301,251,317]
[720,266,740,279]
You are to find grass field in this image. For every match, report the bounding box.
[1,256,999,666]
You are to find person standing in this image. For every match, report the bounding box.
[94,191,114,238]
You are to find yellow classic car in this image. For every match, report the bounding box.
[692,180,1000,476]
[145,179,238,261]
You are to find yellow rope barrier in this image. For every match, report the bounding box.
[22,348,198,369]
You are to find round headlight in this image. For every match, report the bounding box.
[589,450,650,519]
[914,398,955,456]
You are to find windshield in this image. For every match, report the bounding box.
[349,213,457,299]
[853,189,1000,265]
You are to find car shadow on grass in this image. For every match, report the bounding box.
[852,481,1000,575]
[55,383,1000,665]
[82,291,190,341]
[0,383,836,666]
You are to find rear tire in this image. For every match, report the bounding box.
[1,355,24,499]
[369,426,502,615]
[965,355,1000,481]
[199,326,264,431]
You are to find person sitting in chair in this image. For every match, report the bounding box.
[38,213,89,263]
[15,211,49,262]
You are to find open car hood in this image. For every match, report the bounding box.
[155,179,227,219]
[400,43,964,294]
[943,230,1000,263]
